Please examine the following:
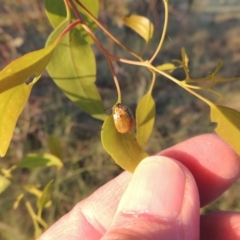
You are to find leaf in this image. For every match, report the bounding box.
[156,63,177,73]
[0,43,56,94]
[44,0,67,28]
[211,60,222,76]
[37,179,54,210]
[47,135,63,160]
[23,185,42,197]
[210,104,240,156]
[46,20,105,121]
[136,92,156,147]
[18,153,63,170]
[45,0,99,44]
[13,193,24,209]
[181,47,189,69]
[101,116,148,173]
[122,14,154,42]
[0,175,11,194]
[0,42,58,157]
[0,83,33,157]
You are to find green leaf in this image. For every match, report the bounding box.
[46,20,105,121]
[23,185,42,197]
[18,153,63,170]
[37,179,54,210]
[181,47,189,69]
[47,135,63,160]
[210,105,240,156]
[0,175,11,194]
[0,43,56,94]
[211,60,222,76]
[44,0,67,28]
[156,63,177,73]
[0,84,33,157]
[101,116,148,173]
[122,14,154,42]
[45,0,99,44]
[136,92,156,147]
[0,42,58,156]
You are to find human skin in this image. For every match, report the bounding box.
[38,134,240,240]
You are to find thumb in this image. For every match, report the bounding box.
[102,156,200,240]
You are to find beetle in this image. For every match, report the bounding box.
[112,103,134,133]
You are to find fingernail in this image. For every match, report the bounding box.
[116,156,186,219]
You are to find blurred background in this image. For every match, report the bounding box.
[0,0,240,239]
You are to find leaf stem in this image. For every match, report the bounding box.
[150,66,213,106]
[181,48,190,79]
[68,0,216,106]
[186,76,239,83]
[108,60,121,103]
[64,0,71,20]
[68,0,121,101]
[149,0,169,63]
[148,72,156,93]
[68,0,118,62]
[112,58,214,106]
[74,0,160,98]
[54,20,81,44]
[74,0,143,61]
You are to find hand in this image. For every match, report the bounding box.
[38,134,240,240]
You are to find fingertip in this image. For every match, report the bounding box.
[116,156,186,219]
[103,156,199,240]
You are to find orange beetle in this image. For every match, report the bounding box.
[112,103,134,133]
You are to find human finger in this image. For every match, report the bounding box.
[200,211,240,240]
[102,156,200,240]
[37,171,132,240]
[160,134,240,206]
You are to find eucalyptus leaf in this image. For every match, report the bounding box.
[0,42,58,157]
[101,116,148,173]
[136,92,156,147]
[45,0,99,44]
[0,175,11,194]
[18,153,63,170]
[0,84,33,157]
[156,63,177,73]
[46,20,105,121]
[181,47,189,69]
[211,104,240,156]
[0,43,56,94]
[122,14,154,42]
[23,185,42,197]
[48,135,63,160]
[37,179,54,211]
